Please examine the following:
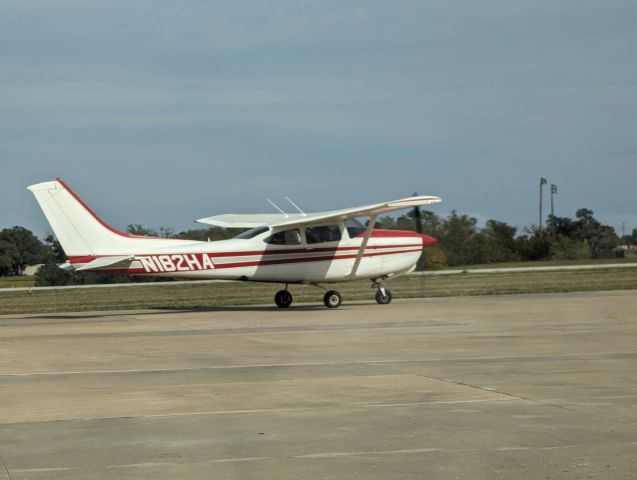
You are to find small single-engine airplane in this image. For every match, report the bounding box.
[28,178,441,308]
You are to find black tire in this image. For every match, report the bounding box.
[375,288,392,305]
[323,290,342,309]
[275,290,293,308]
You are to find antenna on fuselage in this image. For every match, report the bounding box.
[285,196,307,216]
[267,198,289,217]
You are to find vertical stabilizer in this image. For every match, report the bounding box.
[27,178,193,257]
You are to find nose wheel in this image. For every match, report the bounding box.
[372,279,392,305]
[375,288,392,304]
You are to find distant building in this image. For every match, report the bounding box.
[22,265,43,276]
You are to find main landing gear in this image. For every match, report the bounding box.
[274,284,343,309]
[274,289,293,308]
[274,280,393,309]
[323,290,342,309]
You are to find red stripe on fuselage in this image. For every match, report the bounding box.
[66,243,425,264]
[101,247,423,275]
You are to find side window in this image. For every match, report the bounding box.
[305,224,342,244]
[265,229,301,245]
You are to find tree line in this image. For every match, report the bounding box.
[377,208,627,269]
[0,208,633,285]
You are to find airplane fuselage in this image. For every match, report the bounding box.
[67,226,433,283]
[28,178,440,307]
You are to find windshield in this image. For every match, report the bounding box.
[345,218,366,238]
[234,226,270,239]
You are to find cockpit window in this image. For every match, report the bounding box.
[265,229,302,245]
[234,226,270,239]
[305,224,342,244]
[345,218,366,238]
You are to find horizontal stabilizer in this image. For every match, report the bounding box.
[75,255,135,271]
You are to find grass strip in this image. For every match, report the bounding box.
[1,268,636,315]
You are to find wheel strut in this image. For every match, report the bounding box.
[372,278,392,305]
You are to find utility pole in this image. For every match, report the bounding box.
[550,184,558,237]
[539,177,547,236]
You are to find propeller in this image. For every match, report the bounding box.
[412,192,426,272]
[411,192,429,296]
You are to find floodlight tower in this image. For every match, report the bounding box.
[550,184,558,217]
[539,177,547,236]
[550,184,558,237]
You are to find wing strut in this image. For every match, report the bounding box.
[347,214,377,279]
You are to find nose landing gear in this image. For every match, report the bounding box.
[375,288,392,304]
[372,279,392,305]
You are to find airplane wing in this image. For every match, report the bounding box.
[195,213,305,228]
[196,195,441,229]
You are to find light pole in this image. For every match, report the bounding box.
[539,177,547,236]
[550,184,557,237]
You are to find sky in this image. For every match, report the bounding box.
[2,0,636,238]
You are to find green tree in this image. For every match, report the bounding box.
[158,226,175,238]
[176,227,243,241]
[34,264,73,286]
[423,245,447,270]
[126,224,158,236]
[376,216,397,230]
[548,215,577,238]
[481,220,519,263]
[516,227,551,261]
[0,227,50,276]
[573,209,619,252]
[549,237,590,260]
[437,211,484,266]
[44,235,66,263]
[0,240,20,276]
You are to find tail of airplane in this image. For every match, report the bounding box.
[28,178,193,259]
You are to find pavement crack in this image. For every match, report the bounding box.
[414,373,531,402]
[414,373,626,425]
[0,451,13,480]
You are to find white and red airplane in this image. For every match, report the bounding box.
[28,178,441,308]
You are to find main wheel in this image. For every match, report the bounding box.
[375,288,392,305]
[275,290,293,308]
[323,290,342,309]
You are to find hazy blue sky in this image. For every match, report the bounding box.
[2,0,636,237]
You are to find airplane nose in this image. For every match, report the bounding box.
[420,234,437,246]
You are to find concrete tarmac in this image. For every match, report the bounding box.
[0,291,636,479]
